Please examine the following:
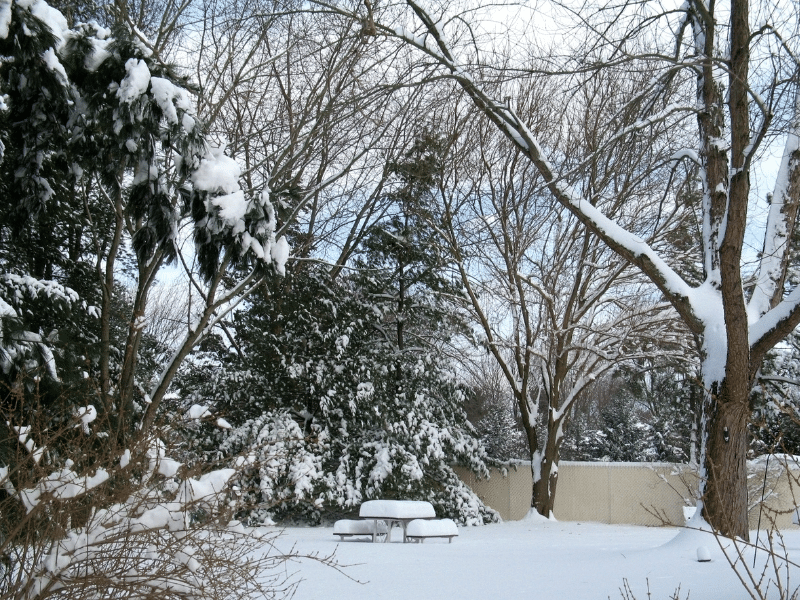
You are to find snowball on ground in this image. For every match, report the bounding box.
[406,518,458,538]
[333,519,388,536]
[359,500,436,519]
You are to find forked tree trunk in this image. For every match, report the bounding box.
[531,423,561,517]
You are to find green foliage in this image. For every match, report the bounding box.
[566,365,696,463]
[175,134,496,524]
[474,401,528,461]
[352,133,464,354]
[750,332,800,456]
[0,0,279,469]
[177,262,496,524]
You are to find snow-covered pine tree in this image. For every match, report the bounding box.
[567,364,696,464]
[749,328,800,456]
[330,133,494,523]
[0,4,106,432]
[176,135,497,525]
[177,262,496,525]
[748,223,800,457]
[463,358,528,462]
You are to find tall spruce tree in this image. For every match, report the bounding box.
[176,136,497,524]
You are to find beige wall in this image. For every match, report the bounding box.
[457,459,800,529]
[746,458,800,530]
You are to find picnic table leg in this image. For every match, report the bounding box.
[387,520,397,543]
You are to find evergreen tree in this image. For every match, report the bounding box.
[475,401,528,462]
[463,359,528,462]
[0,1,279,460]
[566,364,696,463]
[749,329,800,456]
[176,263,495,524]
[352,133,465,364]
[175,135,497,524]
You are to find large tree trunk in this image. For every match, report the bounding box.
[531,419,561,517]
[702,382,750,540]
[696,0,752,541]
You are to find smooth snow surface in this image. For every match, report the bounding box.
[280,519,798,599]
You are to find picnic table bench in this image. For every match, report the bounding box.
[405,518,458,543]
[333,518,388,541]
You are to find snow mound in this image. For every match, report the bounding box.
[521,508,556,523]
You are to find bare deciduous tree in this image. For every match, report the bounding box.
[429,87,692,516]
[333,0,800,538]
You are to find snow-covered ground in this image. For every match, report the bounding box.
[278,516,800,599]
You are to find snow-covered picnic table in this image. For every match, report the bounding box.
[358,500,437,543]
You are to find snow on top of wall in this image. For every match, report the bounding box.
[499,459,691,470]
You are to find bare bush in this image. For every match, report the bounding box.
[0,388,340,600]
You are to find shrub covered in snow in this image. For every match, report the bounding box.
[177,263,498,526]
[176,135,498,526]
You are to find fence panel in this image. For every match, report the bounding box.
[457,461,704,526]
[458,459,800,528]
